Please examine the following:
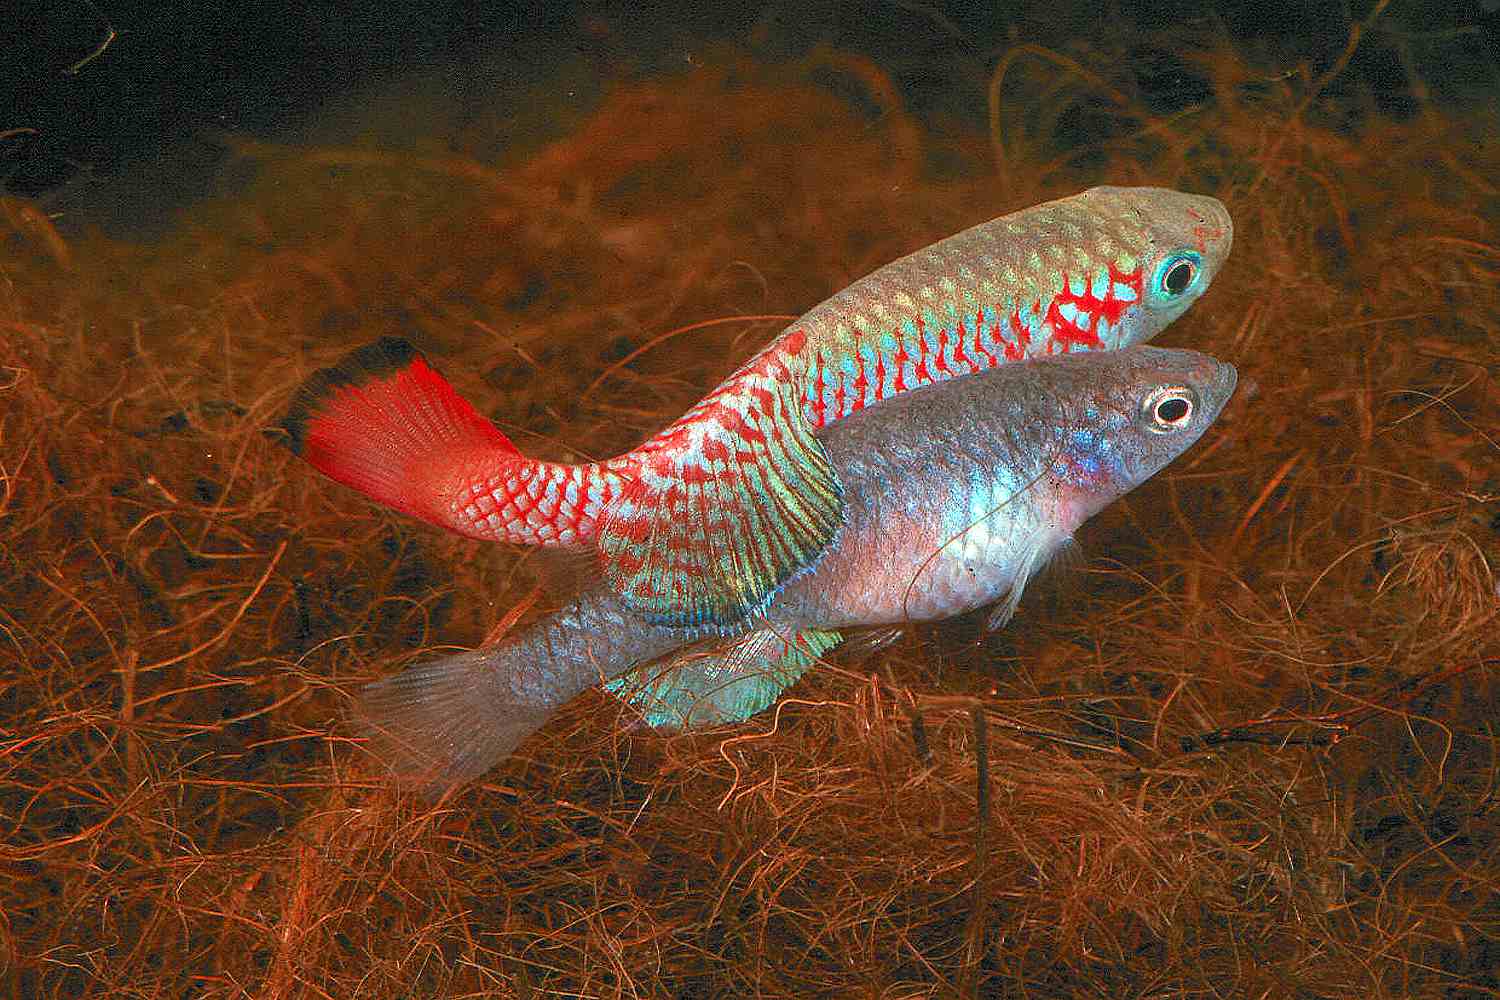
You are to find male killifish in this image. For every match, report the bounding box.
[284,187,1232,628]
[331,345,1237,793]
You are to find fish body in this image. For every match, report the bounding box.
[285,187,1232,628]
[357,346,1238,793]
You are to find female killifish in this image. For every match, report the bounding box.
[342,345,1237,793]
[284,187,1232,628]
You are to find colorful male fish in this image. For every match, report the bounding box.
[338,345,1236,791]
[283,186,1231,629]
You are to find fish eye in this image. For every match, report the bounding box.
[1143,386,1196,432]
[1155,252,1200,298]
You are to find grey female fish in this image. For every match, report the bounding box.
[350,345,1236,792]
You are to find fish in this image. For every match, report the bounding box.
[338,345,1237,793]
[283,186,1232,629]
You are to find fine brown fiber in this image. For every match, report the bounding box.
[2,13,1497,999]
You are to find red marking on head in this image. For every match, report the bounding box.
[891,340,909,393]
[702,438,730,463]
[783,329,807,356]
[1185,208,1226,254]
[1106,263,1144,323]
[1041,264,1146,350]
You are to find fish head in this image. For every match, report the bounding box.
[1075,186,1233,347]
[1046,345,1237,521]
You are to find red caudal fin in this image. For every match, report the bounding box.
[281,338,613,546]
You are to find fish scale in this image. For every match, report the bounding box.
[354,346,1238,791]
[282,186,1231,629]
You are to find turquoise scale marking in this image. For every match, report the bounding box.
[1018,301,1039,332]
[1068,274,1088,297]
[606,627,845,730]
[1113,281,1139,302]
[900,316,921,351]
[1090,270,1111,299]
[1062,424,1120,483]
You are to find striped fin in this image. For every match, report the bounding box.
[606,627,843,731]
[598,340,844,626]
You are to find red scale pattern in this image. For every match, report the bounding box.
[1045,263,1144,350]
[802,263,1144,427]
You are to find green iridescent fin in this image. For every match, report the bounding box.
[606,627,844,731]
[598,352,844,626]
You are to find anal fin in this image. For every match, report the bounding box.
[599,348,844,626]
[605,626,843,731]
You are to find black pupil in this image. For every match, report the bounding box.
[1164,261,1194,295]
[1157,397,1190,423]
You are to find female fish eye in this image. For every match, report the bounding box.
[1155,252,1200,298]
[1142,386,1195,432]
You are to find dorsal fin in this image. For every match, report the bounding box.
[597,340,844,626]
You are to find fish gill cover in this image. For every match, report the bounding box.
[1,3,1498,997]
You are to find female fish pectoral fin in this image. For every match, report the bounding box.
[281,337,591,544]
[598,366,844,626]
[356,647,558,797]
[605,626,844,731]
[985,529,1076,631]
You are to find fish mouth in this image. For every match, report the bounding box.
[1207,359,1239,416]
[1191,194,1234,263]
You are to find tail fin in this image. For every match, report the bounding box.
[356,647,558,795]
[282,338,607,545]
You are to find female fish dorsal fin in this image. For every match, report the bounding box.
[598,344,844,626]
[606,626,844,731]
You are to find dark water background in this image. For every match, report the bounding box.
[6,0,1498,232]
